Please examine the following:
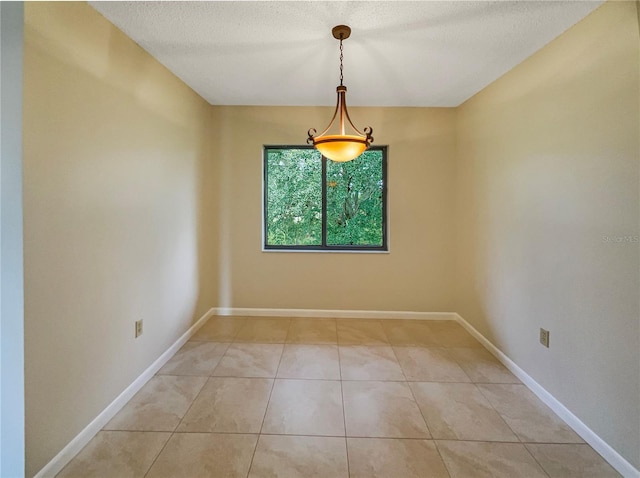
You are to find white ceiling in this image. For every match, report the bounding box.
[90,1,603,107]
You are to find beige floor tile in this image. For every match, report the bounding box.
[104,375,207,431]
[525,443,621,478]
[146,433,258,478]
[262,379,344,436]
[436,440,548,478]
[249,435,348,478]
[63,316,609,477]
[213,343,283,378]
[339,346,405,381]
[177,377,272,433]
[191,317,246,342]
[447,347,520,383]
[394,347,471,382]
[157,342,229,376]
[337,320,389,345]
[410,382,517,441]
[380,320,436,346]
[428,321,483,348]
[56,431,170,478]
[343,381,430,438]
[286,318,338,344]
[277,345,340,379]
[478,383,583,443]
[347,438,449,478]
[234,318,291,343]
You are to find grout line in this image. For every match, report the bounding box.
[336,341,351,477]
[97,428,588,445]
[388,345,409,384]
[189,339,489,348]
[59,319,602,477]
[431,440,454,478]
[439,347,474,383]
[390,346,434,440]
[435,439,550,478]
[472,381,557,476]
[246,321,290,477]
[209,342,234,377]
[390,344,454,477]
[188,339,235,344]
[141,431,174,478]
[522,442,553,478]
[154,372,211,377]
[377,319,392,344]
[169,376,210,434]
[475,383,525,445]
[156,373,522,385]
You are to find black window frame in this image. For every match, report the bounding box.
[263,145,388,252]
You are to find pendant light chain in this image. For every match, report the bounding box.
[339,37,344,86]
[306,25,373,162]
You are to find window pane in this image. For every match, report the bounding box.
[326,150,384,246]
[265,148,322,246]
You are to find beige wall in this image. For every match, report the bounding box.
[22,3,216,476]
[455,1,639,469]
[211,106,457,312]
[21,0,639,475]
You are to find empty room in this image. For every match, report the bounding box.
[0,1,638,477]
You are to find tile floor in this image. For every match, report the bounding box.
[57,317,621,478]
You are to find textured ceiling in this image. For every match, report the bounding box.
[90,1,603,107]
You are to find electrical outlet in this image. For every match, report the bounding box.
[135,320,143,338]
[539,328,549,348]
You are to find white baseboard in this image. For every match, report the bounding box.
[214,307,456,321]
[454,313,639,478]
[34,308,216,478]
[36,307,638,478]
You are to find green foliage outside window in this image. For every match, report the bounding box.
[266,148,322,246]
[264,146,387,250]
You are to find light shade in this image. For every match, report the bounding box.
[313,135,368,162]
[307,26,373,163]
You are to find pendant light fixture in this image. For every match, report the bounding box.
[307,25,373,163]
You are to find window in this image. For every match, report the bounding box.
[264,145,387,251]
